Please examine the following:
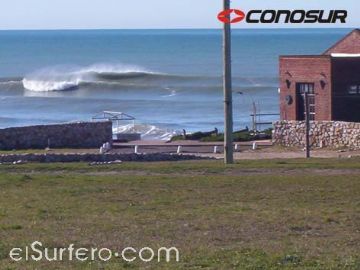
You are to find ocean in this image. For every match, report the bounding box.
[0,28,350,139]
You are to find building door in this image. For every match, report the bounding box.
[296,83,315,121]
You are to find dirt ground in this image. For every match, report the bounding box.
[2,139,360,161]
[201,147,360,160]
[113,140,360,160]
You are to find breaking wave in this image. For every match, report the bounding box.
[0,64,279,92]
[22,79,81,92]
[21,64,168,92]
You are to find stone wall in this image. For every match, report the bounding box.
[273,121,360,149]
[0,121,113,150]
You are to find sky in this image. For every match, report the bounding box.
[0,0,358,30]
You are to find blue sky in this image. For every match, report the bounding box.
[0,0,358,30]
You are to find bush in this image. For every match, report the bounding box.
[171,128,272,142]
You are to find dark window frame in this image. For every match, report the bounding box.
[296,82,316,121]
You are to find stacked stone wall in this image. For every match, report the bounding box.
[0,122,113,150]
[273,121,360,149]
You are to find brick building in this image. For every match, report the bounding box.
[279,29,360,122]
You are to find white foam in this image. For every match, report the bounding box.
[22,78,81,92]
[113,123,179,141]
[22,63,157,92]
[161,87,177,97]
[78,63,156,75]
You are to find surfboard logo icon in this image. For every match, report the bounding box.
[217,9,246,24]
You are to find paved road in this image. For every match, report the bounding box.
[113,140,272,154]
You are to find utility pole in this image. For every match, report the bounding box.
[304,92,311,158]
[252,101,257,132]
[223,0,234,164]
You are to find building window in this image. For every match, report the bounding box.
[299,83,315,95]
[348,85,360,95]
[296,83,315,121]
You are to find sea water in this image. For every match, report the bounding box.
[0,28,349,139]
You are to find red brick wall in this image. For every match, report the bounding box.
[324,30,360,54]
[279,56,332,121]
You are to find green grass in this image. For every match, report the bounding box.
[1,157,360,174]
[0,159,359,269]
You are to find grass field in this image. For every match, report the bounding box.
[0,158,359,269]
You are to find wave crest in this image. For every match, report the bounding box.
[22,64,161,92]
[22,78,81,92]
[17,64,279,92]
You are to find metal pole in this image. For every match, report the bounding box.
[304,92,311,158]
[252,102,257,132]
[223,0,234,164]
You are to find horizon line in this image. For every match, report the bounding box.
[0,27,355,32]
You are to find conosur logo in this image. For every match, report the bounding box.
[218,9,246,24]
[217,9,347,24]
